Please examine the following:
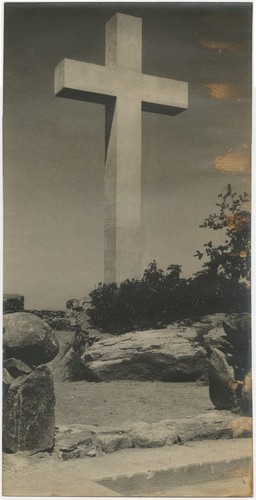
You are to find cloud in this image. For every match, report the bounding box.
[200,38,238,51]
[205,83,238,100]
[214,149,250,173]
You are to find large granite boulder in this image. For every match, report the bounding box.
[75,326,207,382]
[3,294,24,314]
[208,313,251,415]
[3,365,55,453]
[3,312,59,366]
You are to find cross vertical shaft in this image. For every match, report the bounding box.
[104,14,142,282]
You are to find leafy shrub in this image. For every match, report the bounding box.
[87,262,250,334]
[87,185,250,334]
[88,266,169,334]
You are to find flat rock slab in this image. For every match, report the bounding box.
[80,326,207,381]
[54,410,252,459]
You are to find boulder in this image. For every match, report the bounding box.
[224,312,251,335]
[56,347,89,381]
[94,434,133,454]
[209,348,238,411]
[3,368,14,397]
[66,296,92,329]
[66,297,91,312]
[222,313,251,379]
[203,326,230,353]
[76,327,207,382]
[3,358,32,378]
[3,294,24,314]
[3,359,32,401]
[199,313,228,328]
[206,314,252,415]
[3,312,59,366]
[3,365,55,453]
[129,423,171,448]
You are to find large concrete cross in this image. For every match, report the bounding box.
[55,13,188,283]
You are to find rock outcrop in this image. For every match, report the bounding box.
[71,326,207,382]
[59,312,251,392]
[3,312,59,366]
[59,313,227,382]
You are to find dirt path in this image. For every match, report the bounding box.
[54,380,212,427]
[52,330,213,427]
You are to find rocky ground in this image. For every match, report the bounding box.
[3,327,252,497]
[52,330,212,427]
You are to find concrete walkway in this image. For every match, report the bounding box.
[3,438,252,497]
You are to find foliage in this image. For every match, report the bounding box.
[194,184,250,283]
[87,185,251,334]
[88,265,250,335]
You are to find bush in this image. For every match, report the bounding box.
[87,262,250,334]
[88,267,169,334]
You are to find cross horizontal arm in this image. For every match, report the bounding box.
[55,58,188,113]
[55,59,119,102]
[141,73,188,115]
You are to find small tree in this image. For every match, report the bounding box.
[142,260,165,287]
[194,184,251,283]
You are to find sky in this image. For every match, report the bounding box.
[3,2,252,310]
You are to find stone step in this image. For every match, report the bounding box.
[97,441,251,496]
[3,438,252,496]
[54,411,252,459]
[151,476,252,497]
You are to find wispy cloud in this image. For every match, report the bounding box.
[200,38,238,51]
[214,147,250,173]
[205,83,237,100]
